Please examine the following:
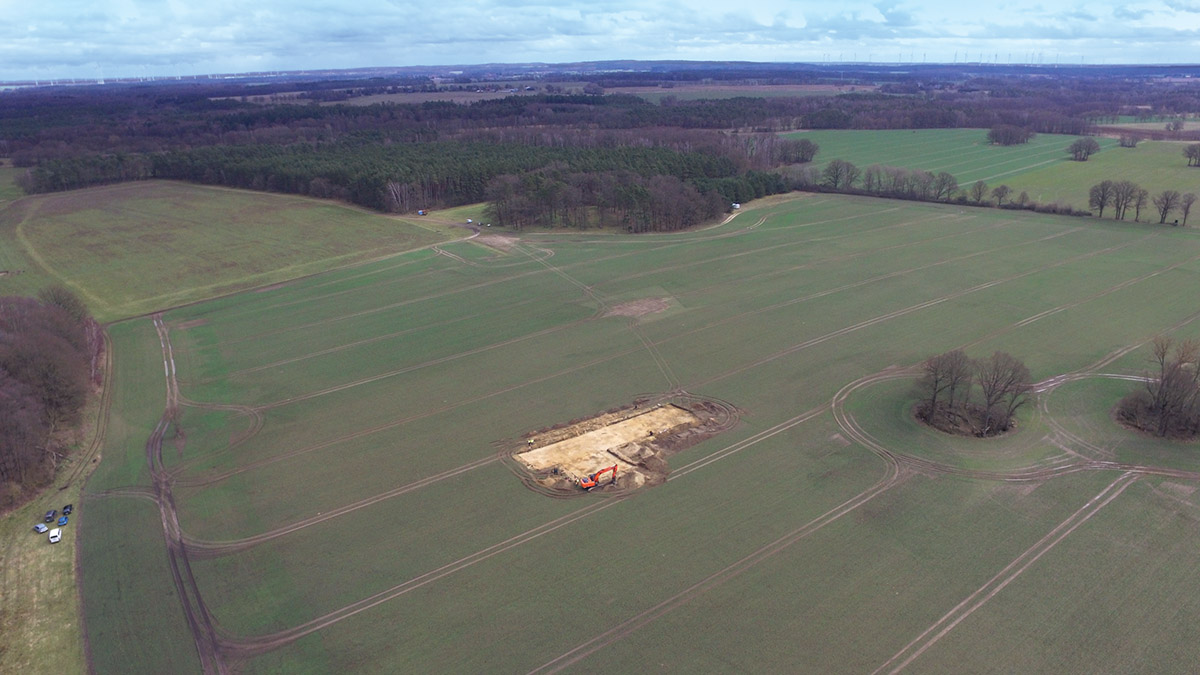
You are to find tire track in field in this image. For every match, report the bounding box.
[249,223,1092,413]
[148,316,228,674]
[179,221,1149,525]
[182,453,501,557]
[528,470,909,674]
[687,235,1144,391]
[663,216,1008,301]
[207,258,1194,662]
[182,298,540,384]
[525,381,906,674]
[187,400,821,556]
[179,225,1142,489]
[216,402,838,658]
[872,472,1139,675]
[203,201,904,347]
[165,215,1187,663]
[529,351,1198,670]
[252,316,595,411]
[183,218,1085,486]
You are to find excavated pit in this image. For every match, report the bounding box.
[505,395,739,497]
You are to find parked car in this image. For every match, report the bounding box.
[33,523,48,534]
[44,509,57,523]
[62,504,73,515]
[48,528,61,543]
[57,515,68,526]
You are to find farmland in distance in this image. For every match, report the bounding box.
[786,128,1199,216]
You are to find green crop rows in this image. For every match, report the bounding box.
[81,191,1200,672]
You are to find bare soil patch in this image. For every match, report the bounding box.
[604,298,671,319]
[474,234,518,252]
[505,395,738,496]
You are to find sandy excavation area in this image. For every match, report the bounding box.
[515,404,701,490]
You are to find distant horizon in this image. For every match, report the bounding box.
[6,1,1200,82]
[3,58,1200,87]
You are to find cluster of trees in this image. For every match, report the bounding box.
[1117,337,1200,438]
[915,350,1034,437]
[483,168,741,232]
[0,288,101,508]
[1088,180,1196,224]
[1184,144,1200,167]
[987,125,1035,145]
[1067,137,1101,161]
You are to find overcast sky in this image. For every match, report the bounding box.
[3,0,1199,81]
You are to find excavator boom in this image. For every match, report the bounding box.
[579,464,618,489]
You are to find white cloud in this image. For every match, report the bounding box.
[1,0,1199,79]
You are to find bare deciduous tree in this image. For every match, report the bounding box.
[991,184,1011,206]
[1180,193,1196,226]
[821,159,861,190]
[973,352,1033,435]
[917,349,972,423]
[1135,336,1200,437]
[1112,180,1141,221]
[1154,190,1182,224]
[1185,144,1200,167]
[1089,180,1115,218]
[969,180,988,204]
[1133,187,1150,222]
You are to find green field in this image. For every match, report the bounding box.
[80,191,1200,672]
[0,181,457,321]
[785,129,1200,215]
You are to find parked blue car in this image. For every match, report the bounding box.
[57,515,68,526]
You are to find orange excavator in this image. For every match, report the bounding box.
[579,465,618,490]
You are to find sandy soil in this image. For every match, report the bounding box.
[516,405,698,486]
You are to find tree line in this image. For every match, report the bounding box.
[915,349,1034,437]
[482,166,790,231]
[1089,180,1197,224]
[0,288,101,509]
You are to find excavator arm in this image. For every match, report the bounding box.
[579,464,618,490]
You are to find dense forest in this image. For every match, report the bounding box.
[0,289,102,509]
[4,62,1200,228]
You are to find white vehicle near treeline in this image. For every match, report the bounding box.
[48,528,62,543]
